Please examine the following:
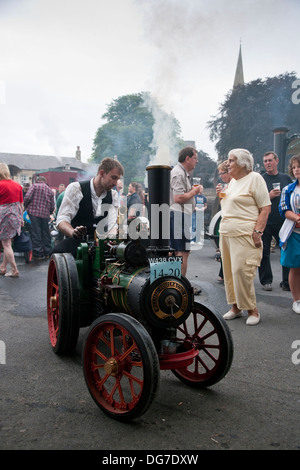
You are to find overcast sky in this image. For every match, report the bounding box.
[0,0,299,164]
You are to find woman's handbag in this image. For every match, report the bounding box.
[13,231,32,252]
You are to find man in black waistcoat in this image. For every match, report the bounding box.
[53,157,124,257]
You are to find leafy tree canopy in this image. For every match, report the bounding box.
[91,92,184,186]
[207,72,300,168]
[194,150,216,187]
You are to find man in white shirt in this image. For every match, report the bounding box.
[54,157,124,256]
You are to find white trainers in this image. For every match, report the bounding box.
[292,301,300,314]
[246,313,260,326]
[223,310,242,320]
[262,284,272,291]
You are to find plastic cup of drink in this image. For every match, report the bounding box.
[193,177,201,187]
[220,184,227,198]
[272,183,280,190]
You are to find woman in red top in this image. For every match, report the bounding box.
[0,163,24,277]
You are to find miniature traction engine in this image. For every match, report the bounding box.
[47,165,233,421]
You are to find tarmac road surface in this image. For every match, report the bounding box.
[0,239,299,451]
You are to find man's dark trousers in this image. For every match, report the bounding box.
[259,222,289,287]
[28,214,52,258]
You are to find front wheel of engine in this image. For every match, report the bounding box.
[83,313,160,421]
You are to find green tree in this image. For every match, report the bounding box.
[207,72,300,166]
[91,93,182,186]
[194,150,217,188]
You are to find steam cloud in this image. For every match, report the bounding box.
[137,0,204,167]
[143,93,178,167]
[37,113,67,156]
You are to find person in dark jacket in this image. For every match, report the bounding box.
[54,158,124,257]
[259,151,292,291]
[127,182,144,219]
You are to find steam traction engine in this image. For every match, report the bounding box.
[47,165,233,421]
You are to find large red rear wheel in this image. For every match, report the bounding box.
[172,302,233,387]
[47,253,80,354]
[83,313,160,421]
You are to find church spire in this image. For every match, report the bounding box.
[233,42,244,87]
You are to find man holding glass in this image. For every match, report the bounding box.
[259,151,292,291]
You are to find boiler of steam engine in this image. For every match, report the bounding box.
[100,164,193,328]
[104,262,193,328]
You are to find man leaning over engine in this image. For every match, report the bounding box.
[53,157,124,257]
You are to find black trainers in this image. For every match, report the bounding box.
[280,282,290,291]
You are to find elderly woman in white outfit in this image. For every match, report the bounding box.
[218,149,271,326]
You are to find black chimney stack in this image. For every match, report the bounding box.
[146,165,171,253]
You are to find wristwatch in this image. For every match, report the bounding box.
[253,230,263,235]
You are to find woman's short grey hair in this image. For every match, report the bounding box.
[228,148,254,172]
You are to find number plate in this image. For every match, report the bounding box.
[149,256,182,284]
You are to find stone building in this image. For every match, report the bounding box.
[0,146,99,191]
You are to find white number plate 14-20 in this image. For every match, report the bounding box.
[149,256,182,284]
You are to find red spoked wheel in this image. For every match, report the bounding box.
[47,253,80,354]
[83,313,160,421]
[172,302,233,388]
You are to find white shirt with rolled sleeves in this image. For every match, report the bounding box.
[56,179,120,233]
